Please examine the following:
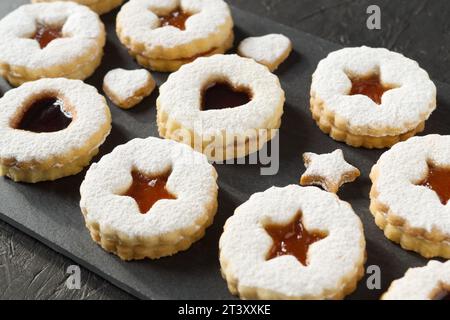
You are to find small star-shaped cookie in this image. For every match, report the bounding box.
[300,149,360,193]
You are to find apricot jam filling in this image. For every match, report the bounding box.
[350,74,394,104]
[123,171,176,214]
[265,213,326,266]
[33,23,63,49]
[159,9,191,30]
[420,166,450,205]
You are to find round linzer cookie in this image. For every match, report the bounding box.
[219,185,366,300]
[103,68,156,109]
[370,135,450,259]
[237,34,292,72]
[0,2,106,86]
[31,0,124,15]
[0,78,111,183]
[310,46,436,149]
[157,54,285,162]
[382,261,450,300]
[80,137,218,260]
[116,0,234,72]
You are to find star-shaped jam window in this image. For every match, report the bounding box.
[419,165,450,205]
[349,73,397,105]
[265,212,327,266]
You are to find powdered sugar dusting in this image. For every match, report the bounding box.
[80,137,218,237]
[238,34,292,71]
[0,78,111,164]
[103,68,155,102]
[117,0,232,56]
[373,135,450,235]
[0,2,105,69]
[157,54,285,137]
[301,149,360,193]
[383,260,450,300]
[311,46,436,136]
[219,185,365,299]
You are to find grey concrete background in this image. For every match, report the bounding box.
[0,0,449,299]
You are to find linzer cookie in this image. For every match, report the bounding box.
[382,261,450,300]
[310,46,436,149]
[300,149,360,193]
[116,0,234,72]
[103,68,156,109]
[370,135,450,259]
[0,78,111,183]
[219,185,366,300]
[80,137,218,260]
[31,0,124,15]
[157,54,285,161]
[238,34,292,72]
[0,2,106,86]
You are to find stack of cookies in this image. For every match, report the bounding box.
[116,0,234,72]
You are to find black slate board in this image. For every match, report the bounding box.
[0,3,449,300]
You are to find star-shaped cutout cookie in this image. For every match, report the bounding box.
[300,149,360,193]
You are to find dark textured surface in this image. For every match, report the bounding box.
[0,0,449,300]
[229,0,450,84]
